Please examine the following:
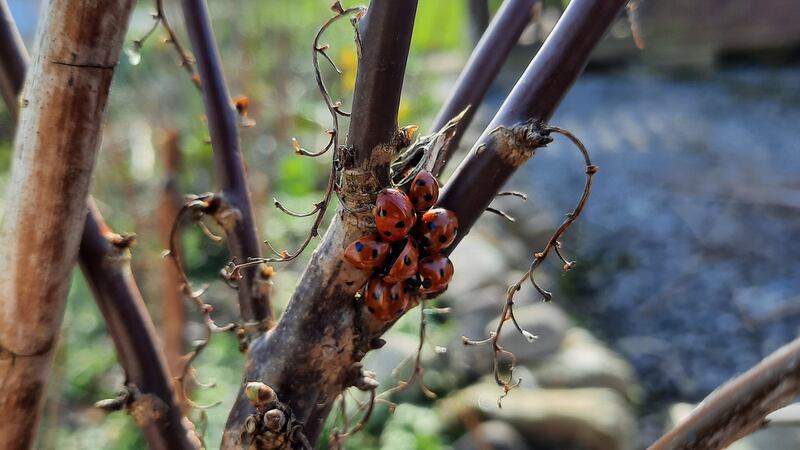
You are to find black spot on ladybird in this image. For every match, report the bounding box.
[383,231,392,237]
[422,279,432,288]
[355,241,364,252]
[395,221,405,229]
[439,269,445,277]
[380,209,387,217]
[403,255,411,265]
[368,307,376,314]
[438,235,448,243]
[411,197,418,204]
[424,193,433,201]
[372,249,378,257]
[416,179,426,186]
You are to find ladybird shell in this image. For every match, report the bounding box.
[383,238,419,284]
[374,188,416,242]
[408,170,439,212]
[363,276,408,321]
[344,235,390,270]
[418,254,454,294]
[414,208,459,254]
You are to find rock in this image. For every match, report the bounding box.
[529,328,638,400]
[453,420,530,450]
[485,301,572,364]
[439,383,636,450]
[447,232,508,297]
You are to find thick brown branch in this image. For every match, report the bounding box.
[80,201,199,450]
[648,336,800,450]
[0,10,196,447]
[0,1,137,447]
[431,0,540,177]
[222,1,418,447]
[181,0,273,326]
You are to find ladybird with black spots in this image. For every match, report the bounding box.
[414,207,458,254]
[374,188,416,242]
[408,170,439,212]
[363,276,408,321]
[344,235,390,270]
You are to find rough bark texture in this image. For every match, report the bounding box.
[159,130,186,377]
[222,1,418,447]
[432,0,540,176]
[0,0,26,124]
[182,0,273,327]
[0,1,135,447]
[648,336,800,450]
[221,0,623,448]
[80,201,199,450]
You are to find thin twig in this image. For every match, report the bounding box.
[463,125,597,401]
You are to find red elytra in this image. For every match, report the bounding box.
[344,235,390,270]
[363,276,408,321]
[374,188,416,242]
[383,238,419,284]
[418,254,454,294]
[408,170,439,212]
[414,208,458,254]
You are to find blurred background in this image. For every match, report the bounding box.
[1,0,800,448]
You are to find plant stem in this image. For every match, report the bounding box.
[181,0,274,326]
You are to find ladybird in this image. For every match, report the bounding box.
[383,238,419,284]
[408,170,439,212]
[374,188,416,242]
[363,276,408,321]
[344,235,390,270]
[418,254,454,294]
[414,208,459,254]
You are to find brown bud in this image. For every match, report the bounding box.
[245,382,277,409]
[263,409,286,433]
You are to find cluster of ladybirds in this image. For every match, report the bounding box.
[344,170,458,322]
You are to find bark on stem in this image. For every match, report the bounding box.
[80,201,199,450]
[432,0,540,177]
[648,336,800,450]
[181,0,273,326]
[0,8,196,447]
[0,1,136,447]
[222,1,418,447]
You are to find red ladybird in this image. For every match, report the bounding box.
[363,276,408,321]
[374,188,416,242]
[344,235,390,270]
[414,208,459,254]
[383,238,419,284]
[418,254,454,294]
[408,170,439,212]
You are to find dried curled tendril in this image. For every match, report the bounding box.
[230,2,366,274]
[462,125,597,404]
[163,193,242,416]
